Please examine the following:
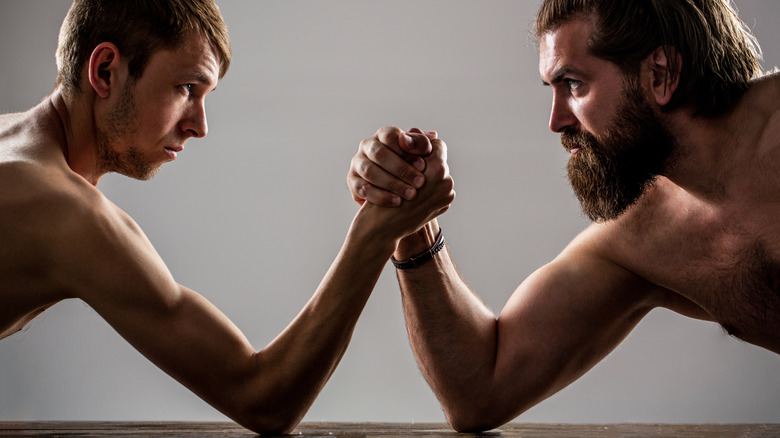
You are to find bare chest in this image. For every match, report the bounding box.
[618,202,780,351]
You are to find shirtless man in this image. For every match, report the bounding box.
[0,0,454,434]
[347,0,779,432]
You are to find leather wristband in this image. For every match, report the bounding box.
[391,229,445,270]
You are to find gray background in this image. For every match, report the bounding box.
[1,0,779,424]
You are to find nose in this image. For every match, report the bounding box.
[548,93,577,133]
[181,99,208,138]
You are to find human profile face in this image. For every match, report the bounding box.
[562,80,675,221]
[539,19,626,143]
[96,31,220,180]
[539,18,675,221]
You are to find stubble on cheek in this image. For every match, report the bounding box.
[96,80,160,181]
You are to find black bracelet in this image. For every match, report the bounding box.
[391,229,445,270]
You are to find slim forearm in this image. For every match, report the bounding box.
[238,211,397,432]
[394,223,499,429]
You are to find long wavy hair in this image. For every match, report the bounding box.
[535,0,762,117]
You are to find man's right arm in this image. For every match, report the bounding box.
[393,224,664,431]
[348,132,665,431]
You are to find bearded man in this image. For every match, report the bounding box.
[347,0,779,432]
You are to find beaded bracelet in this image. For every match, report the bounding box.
[391,229,445,270]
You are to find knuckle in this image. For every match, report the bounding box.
[367,140,397,164]
[363,139,381,159]
[377,126,403,148]
[370,142,387,160]
[428,162,447,180]
[352,179,367,197]
[357,183,371,199]
[357,159,372,179]
[376,139,404,159]
[377,125,402,137]
[349,154,363,174]
[431,140,448,160]
[361,162,384,185]
[358,137,374,154]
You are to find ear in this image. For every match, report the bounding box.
[646,46,681,106]
[87,42,122,99]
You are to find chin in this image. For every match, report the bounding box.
[121,164,162,181]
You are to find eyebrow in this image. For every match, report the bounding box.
[541,65,582,87]
[183,70,218,91]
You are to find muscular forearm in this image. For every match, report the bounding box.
[394,222,502,431]
[395,224,666,432]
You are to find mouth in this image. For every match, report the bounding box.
[561,130,587,156]
[164,145,183,160]
[562,143,582,155]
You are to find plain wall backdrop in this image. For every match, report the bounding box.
[1,0,778,424]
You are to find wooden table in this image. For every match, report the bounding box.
[1,422,779,437]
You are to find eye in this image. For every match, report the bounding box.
[565,79,581,91]
[180,84,195,94]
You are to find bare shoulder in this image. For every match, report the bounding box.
[47,174,176,306]
[746,71,780,140]
[0,142,176,312]
[536,216,668,309]
[753,70,780,93]
[0,155,151,284]
[0,102,183,341]
[552,187,713,320]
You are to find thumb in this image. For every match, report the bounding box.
[426,138,448,166]
[400,127,433,156]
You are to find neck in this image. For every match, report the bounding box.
[662,74,780,203]
[661,97,760,203]
[661,114,729,200]
[48,88,104,186]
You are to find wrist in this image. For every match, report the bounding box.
[391,227,444,270]
[349,203,403,258]
[394,220,440,260]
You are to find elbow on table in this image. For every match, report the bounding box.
[218,358,310,434]
[222,395,305,435]
[442,398,521,433]
[442,395,532,433]
[233,410,302,436]
[446,414,506,434]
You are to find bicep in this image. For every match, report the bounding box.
[491,246,659,415]
[113,285,259,406]
[93,281,260,418]
[63,202,257,410]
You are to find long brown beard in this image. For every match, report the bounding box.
[564,80,676,222]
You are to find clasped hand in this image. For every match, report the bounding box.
[347,127,455,241]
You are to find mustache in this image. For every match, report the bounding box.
[560,129,598,152]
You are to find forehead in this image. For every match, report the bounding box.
[538,18,599,82]
[144,31,220,88]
